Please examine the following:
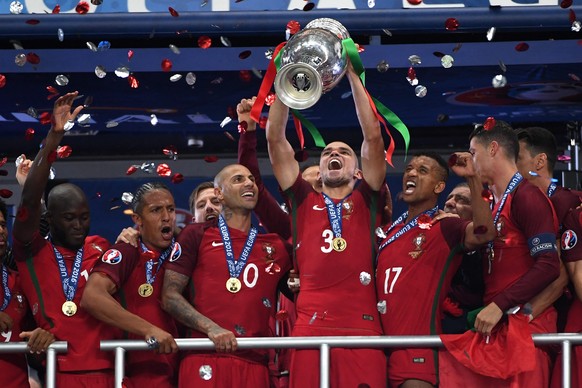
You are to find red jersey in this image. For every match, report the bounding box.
[167,222,291,364]
[13,232,116,372]
[92,241,180,377]
[284,176,383,336]
[0,269,29,388]
[550,186,582,230]
[486,180,560,311]
[377,217,468,336]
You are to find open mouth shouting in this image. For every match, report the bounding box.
[328,158,342,171]
[404,180,416,194]
[161,225,173,240]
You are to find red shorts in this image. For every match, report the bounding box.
[178,354,269,388]
[124,357,179,388]
[56,371,114,388]
[388,348,437,387]
[290,348,386,388]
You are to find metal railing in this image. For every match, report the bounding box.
[0,341,67,388]
[101,333,582,388]
[1,335,580,388]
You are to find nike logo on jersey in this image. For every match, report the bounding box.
[312,205,326,211]
[212,241,224,247]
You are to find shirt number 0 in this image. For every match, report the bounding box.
[321,229,334,253]
[383,267,402,294]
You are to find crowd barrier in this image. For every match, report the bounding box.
[1,334,581,388]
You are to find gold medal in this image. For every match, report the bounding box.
[61,301,77,317]
[332,237,347,252]
[138,283,154,298]
[226,277,242,293]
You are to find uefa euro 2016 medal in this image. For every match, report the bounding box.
[226,277,242,293]
[61,301,77,317]
[332,237,347,252]
[138,283,154,297]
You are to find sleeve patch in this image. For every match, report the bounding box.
[528,233,557,256]
[561,230,578,251]
[169,242,182,262]
[101,249,123,265]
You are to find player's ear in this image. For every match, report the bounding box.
[354,168,363,180]
[131,213,141,227]
[214,187,224,202]
[434,181,446,195]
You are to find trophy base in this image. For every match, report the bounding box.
[274,63,323,110]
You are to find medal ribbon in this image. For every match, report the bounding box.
[547,182,557,197]
[218,215,258,279]
[1,264,11,311]
[378,206,439,253]
[140,239,175,285]
[487,172,523,272]
[52,244,83,302]
[323,193,350,239]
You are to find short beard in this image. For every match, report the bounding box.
[323,175,351,188]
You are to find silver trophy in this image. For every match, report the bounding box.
[274,18,350,110]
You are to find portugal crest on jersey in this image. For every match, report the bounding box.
[169,242,182,262]
[561,230,577,251]
[102,249,123,265]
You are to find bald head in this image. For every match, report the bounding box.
[214,164,252,189]
[47,183,88,213]
[46,183,91,250]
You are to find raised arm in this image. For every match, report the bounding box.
[265,97,299,191]
[346,65,385,191]
[161,269,237,353]
[450,152,496,250]
[13,92,83,244]
[81,273,177,353]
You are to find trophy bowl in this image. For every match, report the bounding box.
[274,18,350,110]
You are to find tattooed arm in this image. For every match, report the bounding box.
[161,269,238,353]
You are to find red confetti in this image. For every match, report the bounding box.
[204,156,219,163]
[26,53,40,65]
[171,173,184,184]
[483,116,496,130]
[156,163,172,177]
[418,213,432,229]
[265,93,276,106]
[47,92,59,101]
[57,145,72,159]
[0,189,12,199]
[239,70,252,82]
[224,131,236,141]
[16,206,28,222]
[161,59,173,72]
[239,50,252,60]
[75,1,90,14]
[481,189,493,202]
[473,225,488,235]
[168,7,179,17]
[258,116,268,129]
[561,0,573,7]
[126,165,138,175]
[25,128,35,140]
[447,153,458,167]
[52,5,61,13]
[238,121,248,134]
[357,45,365,53]
[265,262,281,275]
[127,50,134,61]
[25,19,40,25]
[198,36,212,49]
[46,86,59,94]
[0,74,6,89]
[570,9,577,23]
[303,2,315,11]
[407,0,423,4]
[407,67,417,80]
[128,75,139,89]
[39,112,51,125]
[286,20,301,35]
[294,149,309,162]
[445,18,459,31]
[515,42,529,52]
[0,157,6,168]
[275,310,289,321]
[163,145,177,159]
[47,151,57,164]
